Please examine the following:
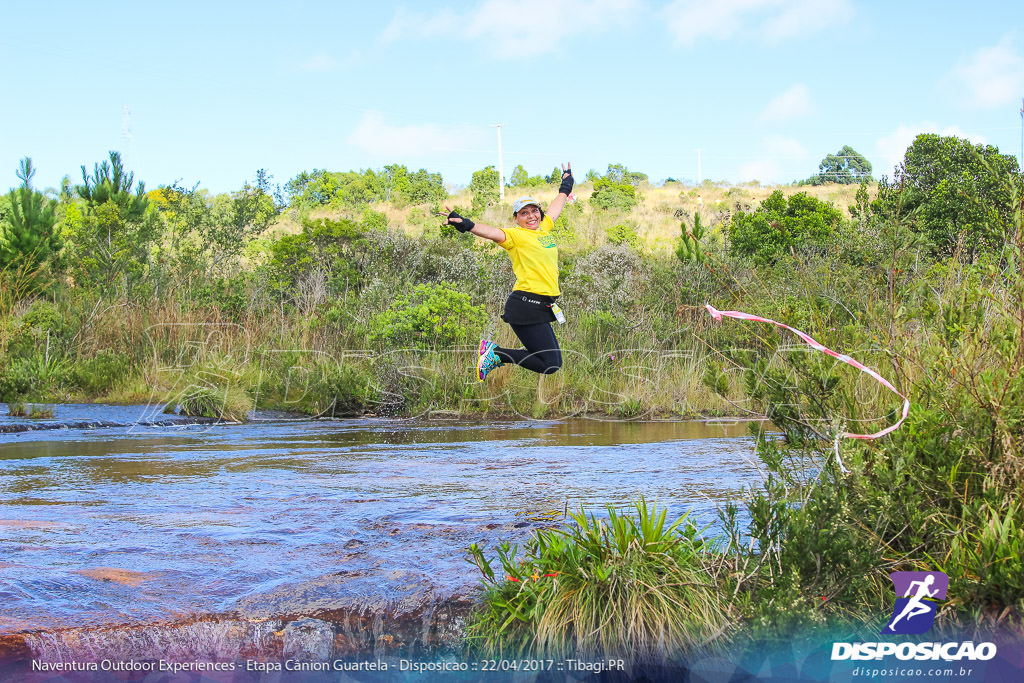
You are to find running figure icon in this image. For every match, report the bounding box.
[882,570,949,635]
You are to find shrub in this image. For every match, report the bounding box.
[727,190,841,265]
[465,499,730,659]
[166,383,251,422]
[371,283,486,348]
[471,166,500,214]
[70,350,131,396]
[590,177,638,212]
[605,223,643,251]
[0,359,35,402]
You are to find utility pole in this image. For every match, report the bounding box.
[1019,98,1023,171]
[121,105,134,170]
[696,149,703,186]
[491,123,506,202]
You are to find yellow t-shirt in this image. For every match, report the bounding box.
[499,215,560,296]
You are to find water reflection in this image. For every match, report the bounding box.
[0,407,763,633]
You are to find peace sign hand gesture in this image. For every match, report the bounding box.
[558,162,574,196]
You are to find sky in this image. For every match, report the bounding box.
[2,0,1023,196]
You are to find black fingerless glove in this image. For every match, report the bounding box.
[558,172,574,196]
[447,210,474,233]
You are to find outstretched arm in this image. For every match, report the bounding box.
[438,207,506,244]
[546,162,573,222]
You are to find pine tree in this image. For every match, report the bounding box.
[69,151,158,292]
[0,158,63,279]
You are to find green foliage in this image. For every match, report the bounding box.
[317,362,375,416]
[590,164,646,212]
[676,211,708,264]
[465,499,729,659]
[70,350,131,396]
[285,165,446,209]
[872,133,1021,259]
[69,151,160,293]
[605,223,643,250]
[807,145,872,185]
[508,165,548,189]
[168,381,251,422]
[0,358,35,403]
[371,283,486,348]
[728,190,842,265]
[0,158,63,286]
[605,163,647,186]
[266,217,368,294]
[470,166,500,214]
[590,177,638,212]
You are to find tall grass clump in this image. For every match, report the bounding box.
[465,499,731,660]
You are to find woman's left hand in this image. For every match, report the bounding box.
[558,162,573,196]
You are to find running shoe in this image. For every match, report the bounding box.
[477,340,503,382]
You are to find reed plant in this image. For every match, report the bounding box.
[465,499,731,660]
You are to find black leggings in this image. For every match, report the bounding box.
[494,322,562,375]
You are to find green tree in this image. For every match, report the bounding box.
[809,145,872,185]
[204,170,282,276]
[676,212,708,264]
[873,134,1021,258]
[509,165,529,188]
[470,166,500,213]
[69,151,158,292]
[728,190,842,265]
[0,158,63,283]
[605,163,647,186]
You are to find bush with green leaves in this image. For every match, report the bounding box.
[727,190,841,265]
[284,165,446,209]
[508,165,549,189]
[70,350,131,396]
[470,166,500,214]
[266,217,368,295]
[465,499,729,659]
[371,283,486,348]
[0,358,36,403]
[590,176,639,212]
[872,133,1020,259]
[605,223,643,250]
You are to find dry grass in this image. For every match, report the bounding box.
[268,182,867,255]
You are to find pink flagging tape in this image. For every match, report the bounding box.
[705,304,910,441]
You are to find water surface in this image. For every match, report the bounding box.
[0,405,762,633]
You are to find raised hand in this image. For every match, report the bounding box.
[438,206,474,233]
[558,162,574,196]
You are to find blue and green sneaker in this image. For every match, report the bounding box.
[477,340,503,382]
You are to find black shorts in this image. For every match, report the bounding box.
[501,290,558,325]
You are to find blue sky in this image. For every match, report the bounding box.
[2,0,1023,195]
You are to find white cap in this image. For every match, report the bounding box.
[512,196,541,214]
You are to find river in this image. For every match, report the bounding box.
[0,404,762,668]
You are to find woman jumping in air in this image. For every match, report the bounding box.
[440,163,573,381]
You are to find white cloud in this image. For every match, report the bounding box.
[379,0,639,57]
[299,51,341,73]
[737,135,809,183]
[764,134,809,160]
[347,111,488,159]
[661,0,852,47]
[949,36,1024,109]
[875,123,987,177]
[760,84,814,123]
[737,158,782,183]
